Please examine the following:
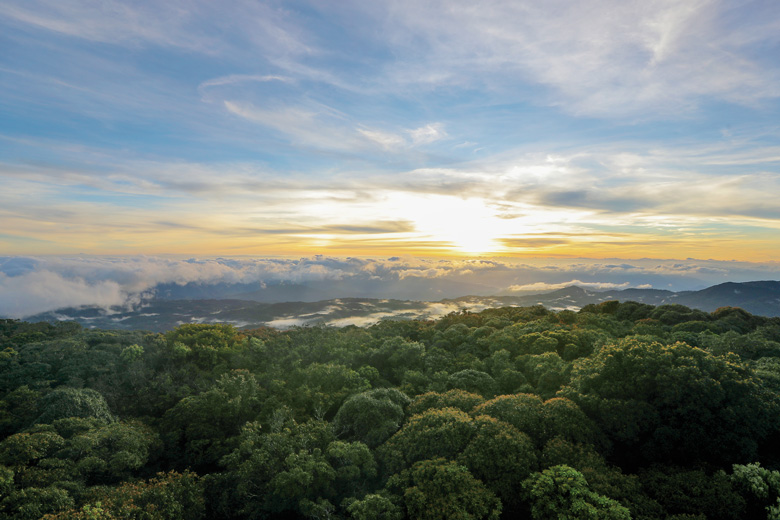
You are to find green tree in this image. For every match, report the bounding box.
[63,419,160,484]
[0,386,41,436]
[43,470,204,520]
[458,415,537,514]
[326,440,377,498]
[540,397,602,447]
[0,486,74,520]
[35,388,115,425]
[219,419,338,518]
[332,388,409,448]
[640,465,745,520]
[408,389,485,416]
[387,458,502,520]
[164,324,240,367]
[290,363,370,420]
[344,493,403,520]
[730,462,780,520]
[471,394,544,443]
[369,337,425,385]
[379,408,476,475]
[541,438,661,519]
[446,370,498,397]
[563,339,779,465]
[522,465,631,520]
[162,370,264,469]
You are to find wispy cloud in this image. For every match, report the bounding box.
[362,0,780,116]
[198,74,294,92]
[408,123,447,145]
[0,0,312,56]
[3,133,780,258]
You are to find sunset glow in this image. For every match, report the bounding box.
[1,1,779,261]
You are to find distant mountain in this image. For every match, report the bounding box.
[155,277,499,303]
[24,280,780,332]
[670,281,780,314]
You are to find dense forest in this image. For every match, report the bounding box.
[2,301,780,519]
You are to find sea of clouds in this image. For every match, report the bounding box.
[1,255,779,319]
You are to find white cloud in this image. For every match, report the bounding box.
[265,316,315,329]
[508,280,632,292]
[3,134,780,261]
[1,255,778,318]
[358,128,407,149]
[408,123,446,145]
[326,310,408,327]
[223,100,360,152]
[0,0,312,57]
[198,74,293,91]
[0,270,127,318]
[223,98,445,155]
[363,0,780,116]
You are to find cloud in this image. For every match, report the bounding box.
[3,133,780,261]
[408,123,447,145]
[0,0,312,57]
[198,75,294,91]
[358,0,780,117]
[4,2,780,261]
[326,310,409,327]
[358,128,407,149]
[265,316,316,329]
[0,270,127,318]
[507,280,633,292]
[223,98,447,155]
[223,100,360,152]
[1,255,779,319]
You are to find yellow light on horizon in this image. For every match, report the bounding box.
[385,194,510,255]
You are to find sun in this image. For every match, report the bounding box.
[390,194,508,255]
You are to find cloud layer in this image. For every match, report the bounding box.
[2,255,778,319]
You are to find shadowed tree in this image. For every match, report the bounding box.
[408,389,485,416]
[471,394,544,443]
[379,407,476,475]
[344,492,403,520]
[162,370,264,470]
[43,470,204,520]
[332,388,409,448]
[562,338,780,466]
[387,458,502,520]
[446,369,498,397]
[35,387,115,425]
[458,415,537,514]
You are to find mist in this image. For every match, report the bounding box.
[1,255,779,319]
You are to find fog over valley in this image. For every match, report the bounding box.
[0,256,780,326]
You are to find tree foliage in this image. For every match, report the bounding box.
[1,303,779,518]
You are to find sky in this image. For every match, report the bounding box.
[1,1,780,287]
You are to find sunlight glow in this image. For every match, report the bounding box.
[385,194,511,255]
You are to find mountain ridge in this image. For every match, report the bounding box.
[21,280,780,332]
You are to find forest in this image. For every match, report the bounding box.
[2,300,780,519]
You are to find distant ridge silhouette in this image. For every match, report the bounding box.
[22,280,780,332]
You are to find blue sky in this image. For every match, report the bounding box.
[1,0,780,259]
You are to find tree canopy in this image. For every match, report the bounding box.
[2,300,780,519]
